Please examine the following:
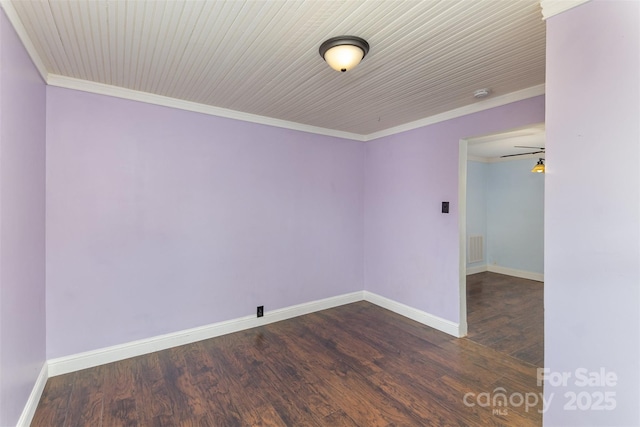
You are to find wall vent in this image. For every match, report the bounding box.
[468,235,484,264]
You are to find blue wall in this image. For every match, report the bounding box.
[467,158,544,275]
[466,161,487,269]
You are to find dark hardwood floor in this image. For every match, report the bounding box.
[32,300,542,426]
[466,272,544,367]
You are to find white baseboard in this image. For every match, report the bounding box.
[466,264,488,275]
[30,289,463,421]
[17,362,48,427]
[487,265,544,282]
[47,289,464,377]
[363,291,461,337]
[48,291,364,377]
[466,264,543,282]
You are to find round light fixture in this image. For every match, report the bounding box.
[319,36,369,72]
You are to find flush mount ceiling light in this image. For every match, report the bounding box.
[531,158,545,173]
[319,36,369,72]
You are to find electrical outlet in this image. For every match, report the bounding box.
[442,201,449,213]
[257,306,264,318]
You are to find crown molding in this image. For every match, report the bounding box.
[46,74,368,142]
[540,0,591,20]
[48,75,545,143]
[3,1,545,142]
[364,84,546,141]
[467,155,492,163]
[0,0,48,81]
[469,153,545,163]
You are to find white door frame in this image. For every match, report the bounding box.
[458,124,546,337]
[457,138,469,337]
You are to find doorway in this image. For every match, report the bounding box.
[458,124,545,365]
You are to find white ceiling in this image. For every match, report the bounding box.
[5,0,546,138]
[467,124,545,160]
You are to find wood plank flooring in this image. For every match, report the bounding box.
[32,301,542,426]
[466,272,544,367]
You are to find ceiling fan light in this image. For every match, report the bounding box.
[319,36,369,72]
[531,158,545,173]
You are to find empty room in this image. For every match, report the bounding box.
[0,1,637,426]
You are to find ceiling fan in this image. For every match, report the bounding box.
[500,146,545,158]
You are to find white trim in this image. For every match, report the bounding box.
[46,75,544,143]
[363,291,462,338]
[47,290,465,377]
[540,0,590,20]
[468,153,545,163]
[48,291,364,377]
[0,0,48,81]
[47,74,367,142]
[486,153,545,163]
[457,138,469,337]
[0,3,545,142]
[465,263,543,281]
[29,289,466,419]
[16,362,48,427]
[365,85,546,141]
[467,155,491,163]
[466,265,488,275]
[487,265,544,282]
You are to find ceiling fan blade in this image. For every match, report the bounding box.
[514,145,545,150]
[500,150,545,158]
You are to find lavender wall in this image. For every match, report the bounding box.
[364,96,544,322]
[0,8,47,426]
[545,1,639,425]
[46,87,364,359]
